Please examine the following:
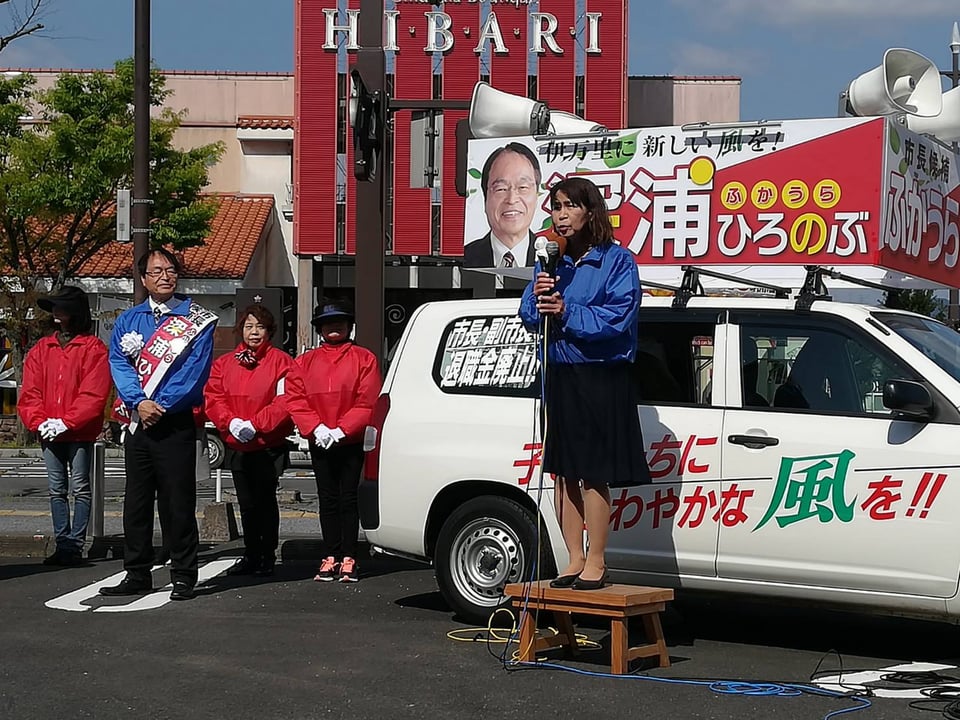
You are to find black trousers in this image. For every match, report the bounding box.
[231,446,285,565]
[309,442,364,559]
[122,411,199,584]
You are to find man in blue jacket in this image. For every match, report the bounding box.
[100,248,217,601]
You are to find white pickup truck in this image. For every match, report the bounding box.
[360,271,960,625]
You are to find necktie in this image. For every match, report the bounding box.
[502,251,515,268]
[154,306,163,322]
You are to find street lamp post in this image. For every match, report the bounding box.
[944,21,960,324]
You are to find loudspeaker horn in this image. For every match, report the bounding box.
[907,85,960,142]
[548,110,608,136]
[846,48,942,117]
[468,82,551,139]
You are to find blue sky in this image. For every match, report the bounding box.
[3,0,960,123]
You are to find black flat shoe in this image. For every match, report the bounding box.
[226,557,259,576]
[549,573,581,588]
[571,572,609,591]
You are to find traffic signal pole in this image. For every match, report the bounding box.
[353,0,387,366]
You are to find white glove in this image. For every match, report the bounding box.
[313,423,335,450]
[237,420,256,443]
[229,418,254,443]
[40,418,67,440]
[330,427,346,444]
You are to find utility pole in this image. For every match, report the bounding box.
[943,21,960,325]
[353,0,387,365]
[132,0,151,304]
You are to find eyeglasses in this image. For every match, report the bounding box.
[144,268,179,278]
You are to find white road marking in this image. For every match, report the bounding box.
[45,558,239,613]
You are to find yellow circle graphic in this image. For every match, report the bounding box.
[789,213,828,255]
[720,181,747,210]
[813,179,841,209]
[689,157,715,186]
[782,180,810,209]
[751,180,778,210]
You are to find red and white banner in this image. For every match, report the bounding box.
[464,116,960,288]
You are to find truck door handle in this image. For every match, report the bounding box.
[728,434,779,449]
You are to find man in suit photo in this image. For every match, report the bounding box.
[463,141,542,275]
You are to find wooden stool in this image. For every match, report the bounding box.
[503,580,673,675]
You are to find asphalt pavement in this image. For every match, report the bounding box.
[4,451,960,720]
[2,544,959,720]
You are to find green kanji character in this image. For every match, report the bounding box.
[754,450,857,530]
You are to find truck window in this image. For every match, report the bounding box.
[432,314,539,397]
[634,317,716,406]
[739,319,919,415]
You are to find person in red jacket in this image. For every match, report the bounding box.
[285,298,381,583]
[204,304,295,577]
[17,286,112,566]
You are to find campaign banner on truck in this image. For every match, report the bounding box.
[463,116,960,289]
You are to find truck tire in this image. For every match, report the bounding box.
[435,495,554,625]
[206,431,226,471]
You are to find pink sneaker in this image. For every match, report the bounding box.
[339,556,358,583]
[313,556,339,582]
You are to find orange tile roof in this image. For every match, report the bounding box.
[237,115,294,130]
[78,194,275,280]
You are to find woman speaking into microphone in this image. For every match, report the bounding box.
[519,176,651,591]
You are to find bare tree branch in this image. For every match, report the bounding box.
[0,0,47,55]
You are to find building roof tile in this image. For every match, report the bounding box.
[78,193,275,280]
[237,115,295,130]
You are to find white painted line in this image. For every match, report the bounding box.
[45,558,239,613]
[93,558,238,613]
[44,565,166,612]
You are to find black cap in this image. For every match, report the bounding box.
[37,285,90,315]
[311,300,354,325]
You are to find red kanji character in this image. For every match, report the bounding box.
[860,475,903,520]
[678,485,718,528]
[646,487,681,529]
[684,436,718,474]
[647,434,682,479]
[513,443,542,486]
[610,489,644,531]
[713,483,755,527]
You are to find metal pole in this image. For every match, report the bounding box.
[132,0,151,304]
[949,23,960,325]
[216,468,222,504]
[90,441,106,538]
[354,0,387,366]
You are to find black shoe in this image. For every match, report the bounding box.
[43,550,81,566]
[549,573,581,588]
[226,557,259,576]
[169,581,195,601]
[571,572,609,591]
[99,577,152,596]
[254,563,275,577]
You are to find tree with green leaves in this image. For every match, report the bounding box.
[882,289,948,322]
[0,59,224,439]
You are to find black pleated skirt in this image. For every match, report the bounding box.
[543,362,652,489]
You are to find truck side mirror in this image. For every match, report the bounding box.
[883,379,935,421]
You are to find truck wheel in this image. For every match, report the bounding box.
[435,495,553,625]
[206,432,226,470]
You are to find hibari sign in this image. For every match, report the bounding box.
[464,116,960,288]
[319,8,604,54]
